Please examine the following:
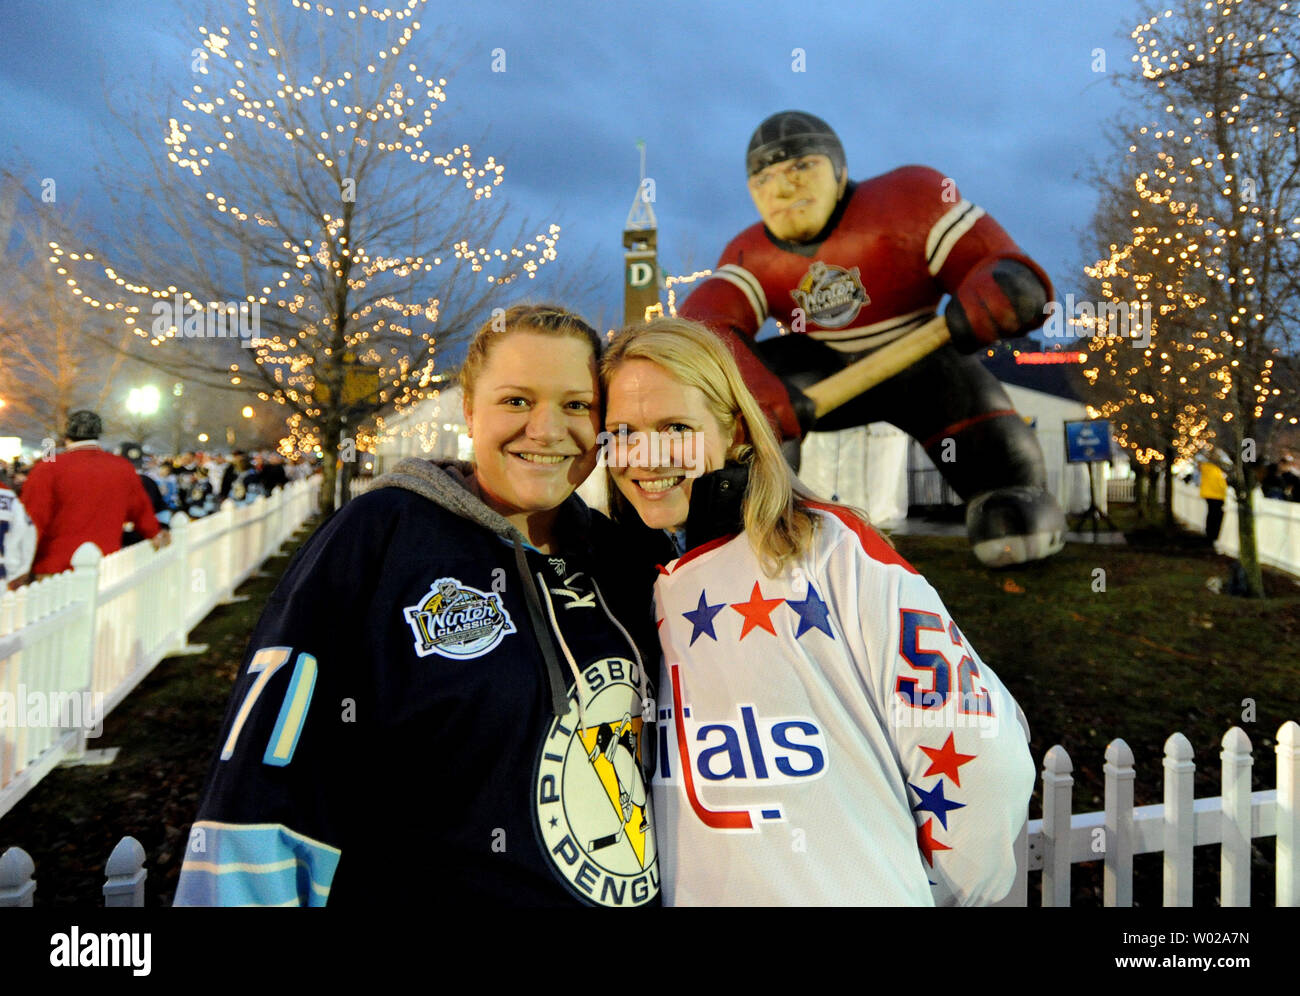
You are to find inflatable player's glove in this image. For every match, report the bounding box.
[945,258,1050,355]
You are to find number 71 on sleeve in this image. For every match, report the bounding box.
[221,646,319,767]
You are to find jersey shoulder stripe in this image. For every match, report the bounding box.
[926,200,987,276]
[663,533,738,575]
[804,501,919,574]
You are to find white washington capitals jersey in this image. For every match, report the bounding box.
[650,505,1034,906]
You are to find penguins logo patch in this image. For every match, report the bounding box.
[535,656,659,907]
[790,261,869,329]
[402,577,516,660]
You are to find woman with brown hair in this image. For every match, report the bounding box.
[602,315,1034,906]
[176,305,665,907]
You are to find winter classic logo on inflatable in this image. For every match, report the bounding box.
[402,577,516,660]
[790,260,869,329]
[535,656,659,907]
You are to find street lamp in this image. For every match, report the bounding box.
[125,385,161,444]
[126,385,161,418]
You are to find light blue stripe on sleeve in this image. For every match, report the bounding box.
[263,652,318,767]
[173,821,342,907]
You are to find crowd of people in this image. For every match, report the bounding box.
[0,409,314,590]
[117,446,311,525]
[1261,454,1300,502]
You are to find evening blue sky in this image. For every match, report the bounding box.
[0,0,1154,331]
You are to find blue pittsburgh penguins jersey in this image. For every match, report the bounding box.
[174,476,665,907]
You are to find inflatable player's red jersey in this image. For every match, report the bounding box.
[679,165,1051,439]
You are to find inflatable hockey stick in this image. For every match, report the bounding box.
[802,314,951,419]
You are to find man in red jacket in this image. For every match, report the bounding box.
[21,411,167,576]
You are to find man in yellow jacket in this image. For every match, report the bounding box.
[1199,458,1228,542]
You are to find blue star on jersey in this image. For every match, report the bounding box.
[682,590,727,645]
[910,778,965,830]
[786,583,834,639]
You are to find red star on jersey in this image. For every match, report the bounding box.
[917,817,951,867]
[919,733,978,787]
[730,581,784,639]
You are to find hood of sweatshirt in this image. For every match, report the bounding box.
[370,456,596,553]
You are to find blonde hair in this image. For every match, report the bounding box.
[602,316,852,577]
[458,304,602,404]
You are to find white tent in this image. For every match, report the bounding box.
[372,386,470,475]
[798,422,910,526]
[1001,382,1108,516]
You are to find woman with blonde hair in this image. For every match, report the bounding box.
[602,315,1034,906]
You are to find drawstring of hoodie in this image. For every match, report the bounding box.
[512,538,570,716]
[589,576,656,783]
[537,578,588,729]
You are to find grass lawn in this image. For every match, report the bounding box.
[2,502,1297,907]
[889,502,1300,906]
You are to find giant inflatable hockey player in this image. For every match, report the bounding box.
[680,110,1067,567]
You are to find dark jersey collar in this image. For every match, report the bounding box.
[681,462,749,553]
[761,180,856,257]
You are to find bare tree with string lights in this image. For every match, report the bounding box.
[1078,126,1221,528]
[0,179,132,444]
[38,0,567,510]
[1084,0,1300,596]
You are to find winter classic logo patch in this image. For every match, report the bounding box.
[402,577,516,660]
[790,260,869,329]
[536,656,659,907]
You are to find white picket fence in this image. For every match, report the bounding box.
[0,836,147,907]
[347,476,376,501]
[1171,480,1300,579]
[0,478,320,822]
[996,721,1299,907]
[2,717,1295,906]
[1106,476,1137,503]
[1104,476,1300,579]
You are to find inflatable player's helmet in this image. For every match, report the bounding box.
[746,110,846,179]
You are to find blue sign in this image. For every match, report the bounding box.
[1064,419,1112,464]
